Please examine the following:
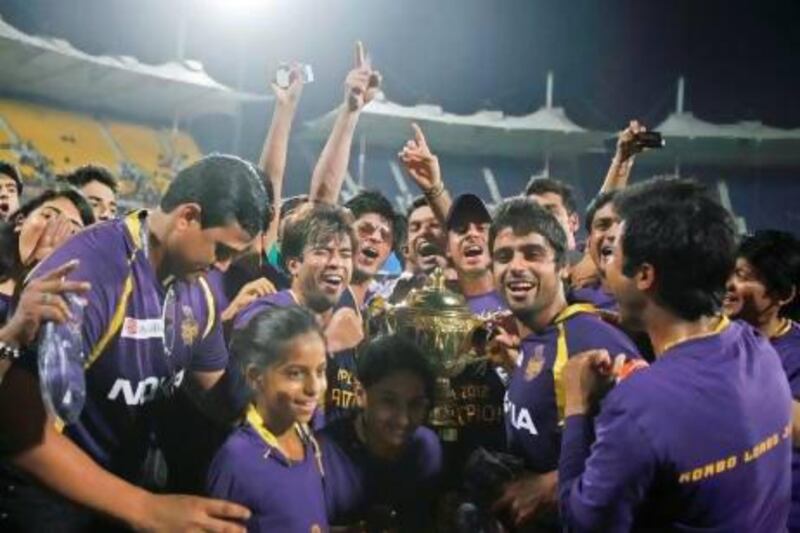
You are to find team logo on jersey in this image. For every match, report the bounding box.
[180,305,199,345]
[524,345,546,381]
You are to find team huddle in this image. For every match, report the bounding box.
[0,43,798,533]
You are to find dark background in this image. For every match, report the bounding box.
[2,0,798,231]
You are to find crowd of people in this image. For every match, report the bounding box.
[0,42,798,532]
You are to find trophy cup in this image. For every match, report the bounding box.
[367,268,509,441]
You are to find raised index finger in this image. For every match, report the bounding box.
[354,40,365,68]
[411,122,428,148]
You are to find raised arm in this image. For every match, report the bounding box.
[599,120,647,194]
[398,122,452,224]
[309,41,381,205]
[259,64,304,249]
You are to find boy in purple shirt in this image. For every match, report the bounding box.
[0,155,267,532]
[560,178,791,531]
[234,204,360,424]
[207,306,328,533]
[724,229,800,530]
[486,198,639,529]
[320,334,443,531]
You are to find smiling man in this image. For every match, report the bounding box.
[487,197,638,529]
[0,154,267,532]
[234,203,359,424]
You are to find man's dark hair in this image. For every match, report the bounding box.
[57,164,118,194]
[279,194,310,224]
[523,177,577,214]
[280,203,356,271]
[405,195,429,221]
[584,190,619,233]
[489,197,568,267]
[160,154,267,237]
[739,230,800,321]
[357,334,436,403]
[0,161,22,196]
[615,177,738,321]
[345,190,399,246]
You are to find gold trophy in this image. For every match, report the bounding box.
[368,268,509,441]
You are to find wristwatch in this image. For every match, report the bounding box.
[0,340,20,360]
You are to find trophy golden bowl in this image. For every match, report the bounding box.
[367,268,507,435]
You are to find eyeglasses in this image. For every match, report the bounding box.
[356,220,392,243]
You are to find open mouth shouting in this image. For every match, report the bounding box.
[0,201,9,218]
[358,244,381,267]
[599,244,614,267]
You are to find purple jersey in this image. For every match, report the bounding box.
[207,405,328,532]
[560,318,791,531]
[568,281,617,311]
[24,211,227,478]
[772,320,800,531]
[203,267,230,315]
[466,290,507,316]
[505,304,639,473]
[449,290,508,466]
[319,415,443,529]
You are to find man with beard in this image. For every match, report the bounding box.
[569,190,620,311]
[234,203,358,423]
[0,162,22,222]
[0,154,267,532]
[559,178,791,531]
[487,198,638,530]
[723,229,800,530]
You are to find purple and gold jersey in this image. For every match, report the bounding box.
[319,415,442,530]
[505,303,638,473]
[560,318,791,531]
[772,320,800,531]
[568,281,617,312]
[25,211,227,478]
[207,405,328,533]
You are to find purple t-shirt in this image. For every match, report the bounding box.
[559,319,791,531]
[319,415,443,530]
[505,305,639,473]
[772,320,800,531]
[26,211,228,478]
[568,281,617,311]
[207,423,327,532]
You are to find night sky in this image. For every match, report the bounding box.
[3,0,799,131]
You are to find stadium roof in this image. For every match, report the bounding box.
[0,16,269,123]
[303,91,608,159]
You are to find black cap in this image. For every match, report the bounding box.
[0,161,22,196]
[445,193,491,231]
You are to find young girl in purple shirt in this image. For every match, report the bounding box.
[206,306,329,532]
